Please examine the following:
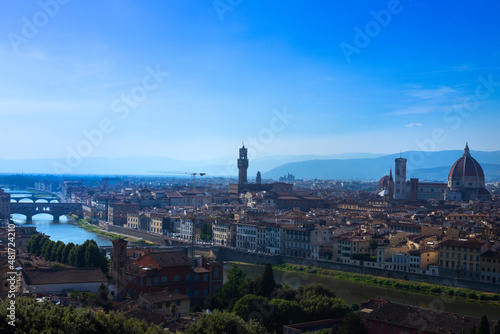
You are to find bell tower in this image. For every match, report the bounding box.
[238,143,248,185]
[394,155,407,199]
[111,238,128,300]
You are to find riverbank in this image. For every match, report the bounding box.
[77,220,142,243]
[266,263,500,306]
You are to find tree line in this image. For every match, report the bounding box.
[202,263,367,334]
[26,234,108,274]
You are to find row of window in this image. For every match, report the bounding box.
[128,273,212,285]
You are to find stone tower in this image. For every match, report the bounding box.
[387,168,394,199]
[238,143,248,185]
[256,171,261,184]
[111,238,128,299]
[394,156,407,199]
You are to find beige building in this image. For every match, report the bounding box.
[439,239,489,279]
[212,219,236,247]
[479,250,500,284]
[138,291,190,317]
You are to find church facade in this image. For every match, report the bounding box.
[378,143,490,202]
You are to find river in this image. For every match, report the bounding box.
[11,214,112,247]
[224,263,500,321]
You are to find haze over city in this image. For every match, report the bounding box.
[1,0,500,166]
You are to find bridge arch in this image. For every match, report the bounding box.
[9,202,83,222]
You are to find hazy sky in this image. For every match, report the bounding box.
[1,0,499,162]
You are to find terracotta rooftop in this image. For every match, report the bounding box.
[142,251,191,268]
[439,239,486,249]
[362,299,494,333]
[141,291,190,304]
[22,267,107,285]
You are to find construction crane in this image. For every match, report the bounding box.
[148,171,206,191]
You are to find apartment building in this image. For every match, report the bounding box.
[236,222,258,251]
[480,250,500,284]
[212,219,236,247]
[438,239,489,279]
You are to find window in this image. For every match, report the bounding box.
[174,275,180,282]
[174,289,179,294]
[214,268,219,279]
[154,277,159,286]
[186,275,191,281]
[161,276,167,283]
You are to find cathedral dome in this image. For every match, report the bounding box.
[448,143,485,181]
[378,175,390,188]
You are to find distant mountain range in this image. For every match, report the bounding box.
[1,150,500,181]
[263,150,500,181]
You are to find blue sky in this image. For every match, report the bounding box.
[1,0,499,163]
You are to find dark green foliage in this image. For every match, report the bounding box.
[0,297,165,334]
[232,294,268,321]
[185,310,267,334]
[215,264,249,310]
[298,295,351,321]
[54,241,65,262]
[61,242,75,264]
[256,263,276,298]
[478,315,491,334]
[341,312,368,334]
[493,320,500,334]
[296,283,336,299]
[199,220,213,242]
[26,235,108,273]
[471,322,477,334]
[96,283,113,312]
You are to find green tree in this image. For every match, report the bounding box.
[96,283,113,312]
[256,263,276,298]
[493,320,500,334]
[75,244,87,267]
[296,283,336,300]
[61,242,75,264]
[341,312,368,334]
[471,322,477,334]
[216,264,249,310]
[370,239,378,256]
[232,294,268,321]
[0,296,166,334]
[298,295,351,321]
[43,240,56,260]
[478,315,491,334]
[170,302,178,318]
[268,298,304,333]
[52,241,64,262]
[185,310,267,334]
[68,245,78,266]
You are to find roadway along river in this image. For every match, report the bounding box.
[224,262,500,321]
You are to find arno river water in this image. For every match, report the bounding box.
[12,214,112,247]
[224,263,500,321]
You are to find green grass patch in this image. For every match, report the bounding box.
[270,263,500,305]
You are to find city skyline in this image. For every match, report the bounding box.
[1,1,500,164]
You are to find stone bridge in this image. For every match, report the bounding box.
[10,202,83,221]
